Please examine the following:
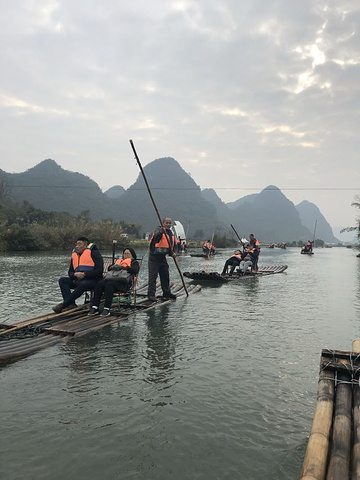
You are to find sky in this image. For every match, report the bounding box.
[1,0,359,231]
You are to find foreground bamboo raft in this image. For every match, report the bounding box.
[300,340,360,480]
[0,281,201,365]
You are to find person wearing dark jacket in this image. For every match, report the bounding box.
[52,236,104,313]
[221,250,243,275]
[147,217,177,302]
[88,247,140,317]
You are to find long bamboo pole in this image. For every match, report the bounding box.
[129,139,189,297]
[230,224,245,250]
[352,339,360,480]
[299,367,335,480]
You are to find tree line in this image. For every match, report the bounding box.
[0,200,140,251]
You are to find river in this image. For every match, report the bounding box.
[1,247,360,480]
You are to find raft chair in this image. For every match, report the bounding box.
[84,256,114,305]
[110,257,143,310]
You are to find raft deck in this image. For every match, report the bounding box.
[0,282,201,365]
[300,344,360,480]
[183,265,288,282]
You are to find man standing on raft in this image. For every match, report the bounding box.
[147,217,177,302]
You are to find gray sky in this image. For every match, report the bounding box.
[1,0,359,229]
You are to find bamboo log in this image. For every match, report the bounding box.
[0,305,88,337]
[326,372,352,479]
[300,368,335,480]
[352,339,360,480]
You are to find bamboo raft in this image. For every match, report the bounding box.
[0,281,201,365]
[300,340,360,480]
[183,265,288,282]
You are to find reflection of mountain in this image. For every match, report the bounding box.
[296,200,339,243]
[3,158,339,242]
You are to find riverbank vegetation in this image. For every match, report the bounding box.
[0,200,139,251]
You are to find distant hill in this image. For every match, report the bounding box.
[5,159,120,220]
[104,185,125,199]
[111,157,224,235]
[229,185,313,243]
[296,200,339,243]
[2,158,338,242]
[227,193,258,210]
[201,189,231,225]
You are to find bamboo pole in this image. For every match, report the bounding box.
[300,368,335,480]
[352,339,360,480]
[0,305,87,337]
[325,371,352,480]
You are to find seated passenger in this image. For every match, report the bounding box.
[239,245,255,274]
[88,247,139,317]
[53,236,104,314]
[202,240,211,255]
[221,249,243,275]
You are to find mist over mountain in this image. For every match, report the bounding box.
[2,158,339,242]
[296,200,339,243]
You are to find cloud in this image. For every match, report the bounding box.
[0,0,359,226]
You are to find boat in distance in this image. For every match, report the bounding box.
[183,265,288,282]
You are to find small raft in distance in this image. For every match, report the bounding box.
[183,265,288,282]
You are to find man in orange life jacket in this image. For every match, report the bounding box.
[249,234,261,270]
[148,217,177,302]
[52,236,104,313]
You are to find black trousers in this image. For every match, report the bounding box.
[59,276,99,308]
[147,254,170,297]
[92,278,129,309]
[222,258,241,274]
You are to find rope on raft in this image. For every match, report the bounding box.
[319,347,360,385]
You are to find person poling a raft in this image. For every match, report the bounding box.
[129,139,189,300]
[147,217,177,302]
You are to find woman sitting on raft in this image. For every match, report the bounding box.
[88,247,140,317]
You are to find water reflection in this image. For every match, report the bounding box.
[143,305,176,389]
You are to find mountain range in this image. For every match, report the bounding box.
[1,158,339,243]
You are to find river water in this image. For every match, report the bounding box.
[1,247,360,480]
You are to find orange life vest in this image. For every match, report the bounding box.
[231,254,242,260]
[150,231,175,254]
[114,258,132,268]
[72,243,95,272]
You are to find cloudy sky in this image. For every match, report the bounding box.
[1,0,359,230]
